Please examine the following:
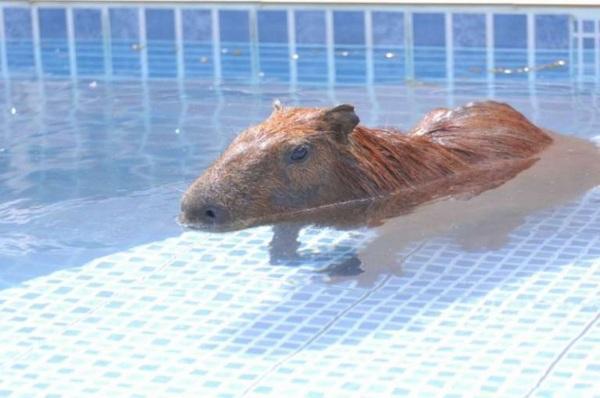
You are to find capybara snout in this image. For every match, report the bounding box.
[179,195,230,228]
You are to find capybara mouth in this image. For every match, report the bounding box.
[177,212,253,233]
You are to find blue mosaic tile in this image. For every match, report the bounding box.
[333,11,366,84]
[109,8,141,76]
[39,8,69,76]
[219,10,249,43]
[257,10,289,82]
[494,14,527,49]
[182,9,211,42]
[3,7,34,73]
[372,11,404,46]
[371,11,405,83]
[295,10,325,45]
[0,5,595,83]
[535,15,569,80]
[413,13,446,80]
[3,7,32,40]
[333,11,364,45]
[181,9,212,78]
[145,9,174,41]
[536,14,569,49]
[146,9,176,78]
[453,13,486,80]
[73,9,104,75]
[219,10,252,82]
[494,14,527,80]
[258,10,287,44]
[0,188,598,396]
[74,8,101,40]
[582,20,595,33]
[453,13,485,48]
[295,11,327,84]
[109,7,138,40]
[413,12,445,47]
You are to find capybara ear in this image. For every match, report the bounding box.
[321,104,360,141]
[321,104,360,140]
[272,99,284,113]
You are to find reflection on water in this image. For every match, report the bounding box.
[265,132,600,286]
[0,77,599,285]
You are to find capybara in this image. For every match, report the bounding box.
[179,100,553,231]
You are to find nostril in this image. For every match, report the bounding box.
[180,203,229,227]
[201,205,229,225]
[205,209,216,219]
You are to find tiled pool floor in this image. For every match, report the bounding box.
[1,187,598,397]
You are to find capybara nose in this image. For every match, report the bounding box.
[180,201,230,227]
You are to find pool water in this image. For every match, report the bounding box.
[0,4,599,398]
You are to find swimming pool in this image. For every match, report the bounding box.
[0,3,599,397]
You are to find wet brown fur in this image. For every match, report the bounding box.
[338,102,552,197]
[180,100,553,230]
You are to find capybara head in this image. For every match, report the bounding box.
[179,102,362,231]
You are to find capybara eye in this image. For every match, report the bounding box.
[289,145,309,162]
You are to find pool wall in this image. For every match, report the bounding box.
[0,3,598,83]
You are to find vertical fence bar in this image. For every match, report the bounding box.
[101,6,112,77]
[364,10,374,86]
[66,7,77,79]
[211,8,222,85]
[0,6,8,79]
[325,9,335,86]
[249,8,259,84]
[485,12,494,97]
[287,9,297,89]
[31,6,42,78]
[526,12,538,122]
[364,9,377,121]
[138,7,148,80]
[174,7,184,80]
